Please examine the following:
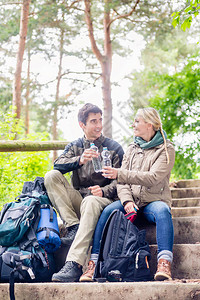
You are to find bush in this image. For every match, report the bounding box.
[0,108,53,209]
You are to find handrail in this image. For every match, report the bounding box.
[0,141,67,152]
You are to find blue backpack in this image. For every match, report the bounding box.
[94,209,152,282]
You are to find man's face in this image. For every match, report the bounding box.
[79,112,103,141]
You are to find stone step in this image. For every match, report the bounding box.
[171,187,200,199]
[150,244,200,279]
[171,207,200,217]
[1,281,200,300]
[172,197,200,207]
[136,216,200,245]
[53,241,200,280]
[175,179,200,188]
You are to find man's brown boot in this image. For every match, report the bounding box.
[154,259,172,281]
[79,260,96,282]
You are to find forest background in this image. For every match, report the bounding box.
[0,0,200,207]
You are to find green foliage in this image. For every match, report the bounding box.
[0,109,53,209]
[0,151,52,209]
[149,58,200,138]
[0,5,20,42]
[144,57,200,179]
[0,108,24,140]
[128,13,200,180]
[0,83,12,112]
[172,0,200,31]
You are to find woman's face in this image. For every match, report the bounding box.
[132,116,150,140]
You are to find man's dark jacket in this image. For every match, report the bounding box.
[54,135,124,200]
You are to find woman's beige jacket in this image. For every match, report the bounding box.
[117,140,175,208]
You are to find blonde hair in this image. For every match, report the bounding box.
[136,107,170,164]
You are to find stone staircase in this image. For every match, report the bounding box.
[137,179,200,280]
[1,179,200,300]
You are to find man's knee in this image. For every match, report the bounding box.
[44,170,62,187]
[81,195,97,206]
[80,196,102,214]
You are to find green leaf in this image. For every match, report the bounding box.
[172,16,180,28]
[185,6,192,13]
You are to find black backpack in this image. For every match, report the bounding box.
[94,209,152,282]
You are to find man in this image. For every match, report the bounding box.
[44,103,124,282]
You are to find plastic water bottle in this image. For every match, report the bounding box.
[101,147,111,168]
[90,143,102,172]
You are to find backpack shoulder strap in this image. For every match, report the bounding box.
[0,202,12,223]
[94,209,120,279]
[98,209,119,261]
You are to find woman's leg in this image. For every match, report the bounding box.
[142,200,174,280]
[142,200,174,260]
[91,200,125,255]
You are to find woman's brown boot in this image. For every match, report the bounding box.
[79,260,95,282]
[154,259,172,281]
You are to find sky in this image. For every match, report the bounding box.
[3,22,145,149]
[55,32,146,149]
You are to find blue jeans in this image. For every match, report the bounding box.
[91,200,174,257]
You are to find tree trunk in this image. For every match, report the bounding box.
[84,0,112,138]
[52,21,64,161]
[83,0,140,138]
[13,0,30,119]
[102,1,112,138]
[25,45,31,136]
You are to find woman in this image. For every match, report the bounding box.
[79,107,175,282]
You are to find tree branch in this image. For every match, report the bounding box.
[61,70,101,77]
[107,0,140,29]
[68,0,82,9]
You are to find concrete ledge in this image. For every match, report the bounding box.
[1,282,200,300]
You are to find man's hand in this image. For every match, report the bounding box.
[88,185,103,197]
[124,201,139,214]
[79,148,99,165]
[102,166,118,179]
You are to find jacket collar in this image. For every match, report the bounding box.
[83,134,105,148]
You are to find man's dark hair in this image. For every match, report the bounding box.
[78,103,102,125]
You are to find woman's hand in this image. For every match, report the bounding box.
[124,202,139,214]
[102,166,118,179]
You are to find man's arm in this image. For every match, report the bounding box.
[54,139,83,174]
